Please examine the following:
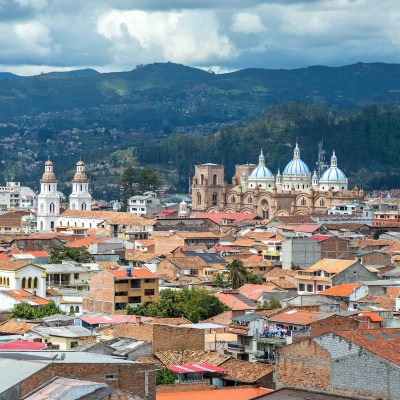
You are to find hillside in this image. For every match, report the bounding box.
[2,62,400,130]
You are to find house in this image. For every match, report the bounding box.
[276,328,400,399]
[78,314,153,330]
[0,289,51,310]
[0,260,47,299]
[281,236,353,270]
[7,233,67,252]
[0,319,39,336]
[213,292,257,314]
[296,258,378,294]
[46,288,84,315]
[83,267,159,315]
[128,191,164,216]
[237,283,287,307]
[27,326,97,350]
[43,260,92,290]
[318,282,368,310]
[0,350,156,399]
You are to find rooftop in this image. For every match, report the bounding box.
[268,309,334,326]
[107,268,158,280]
[319,282,363,297]
[302,258,357,274]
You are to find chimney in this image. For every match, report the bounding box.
[126,268,132,277]
[136,316,142,324]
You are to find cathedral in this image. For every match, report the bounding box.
[191,143,364,218]
[37,159,92,231]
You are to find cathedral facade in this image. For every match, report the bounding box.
[191,143,363,218]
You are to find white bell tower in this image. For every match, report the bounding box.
[37,159,60,231]
[69,160,92,211]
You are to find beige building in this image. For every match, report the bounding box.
[83,267,159,315]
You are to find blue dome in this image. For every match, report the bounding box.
[283,159,310,175]
[321,167,347,181]
[250,165,273,179]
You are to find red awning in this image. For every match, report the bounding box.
[167,364,225,373]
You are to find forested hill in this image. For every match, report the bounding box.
[2,62,400,129]
[137,103,400,191]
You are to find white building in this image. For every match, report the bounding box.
[128,191,163,216]
[69,160,92,211]
[37,159,61,231]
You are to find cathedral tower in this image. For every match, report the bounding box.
[69,160,92,211]
[37,159,60,231]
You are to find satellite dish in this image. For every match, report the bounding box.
[60,353,66,361]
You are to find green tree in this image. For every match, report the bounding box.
[127,287,227,323]
[227,259,248,289]
[156,368,176,385]
[137,167,159,193]
[50,245,94,263]
[268,296,282,309]
[35,302,63,318]
[246,273,263,285]
[9,302,36,320]
[119,165,136,211]
[213,273,225,288]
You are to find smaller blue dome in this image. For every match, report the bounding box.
[321,167,347,181]
[283,159,310,175]
[250,165,273,179]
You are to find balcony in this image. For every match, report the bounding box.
[48,280,88,287]
[227,343,245,352]
[255,334,291,346]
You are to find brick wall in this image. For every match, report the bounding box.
[310,314,359,338]
[276,339,331,391]
[101,323,204,352]
[157,383,210,393]
[320,237,353,260]
[20,365,54,397]
[83,270,115,314]
[361,251,391,266]
[153,233,184,254]
[156,259,178,281]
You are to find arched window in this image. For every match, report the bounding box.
[34,277,38,289]
[81,203,86,210]
[261,200,269,219]
[212,193,217,206]
[320,199,325,207]
[213,174,217,185]
[82,223,84,227]
[72,203,76,210]
[231,195,235,203]
[70,306,75,313]
[248,196,252,204]
[50,221,55,230]
[301,198,306,206]
[75,222,77,227]
[80,184,83,191]
[75,306,79,314]
[89,223,92,228]
[200,174,204,185]
[40,203,44,213]
[197,192,201,205]
[48,184,51,191]
[22,277,26,288]
[0,277,3,285]
[50,203,55,213]
[28,277,32,289]
[6,278,9,287]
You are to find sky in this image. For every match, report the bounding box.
[1,0,400,75]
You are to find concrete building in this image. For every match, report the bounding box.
[83,268,159,315]
[276,328,400,399]
[129,191,163,216]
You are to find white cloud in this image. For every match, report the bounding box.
[97,9,236,66]
[231,12,265,34]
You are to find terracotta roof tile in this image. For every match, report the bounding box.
[0,260,44,271]
[319,282,363,297]
[154,350,231,366]
[0,319,39,334]
[219,358,274,383]
[300,258,356,274]
[268,309,334,326]
[95,261,119,270]
[358,295,395,310]
[238,284,282,301]
[213,293,255,311]
[202,311,233,326]
[107,268,158,279]
[269,279,297,290]
[336,328,400,366]
[265,268,296,278]
[67,236,109,248]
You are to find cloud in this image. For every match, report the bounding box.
[0,0,400,74]
[231,12,266,34]
[97,9,236,66]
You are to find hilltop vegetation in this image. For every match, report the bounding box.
[137,103,400,191]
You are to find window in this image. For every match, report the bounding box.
[70,341,78,348]
[105,375,115,380]
[317,285,324,292]
[74,273,80,280]
[212,192,217,206]
[320,199,325,207]
[231,195,235,203]
[145,289,155,296]
[197,192,201,205]
[70,306,75,313]
[307,284,313,293]
[299,283,305,291]
[28,277,32,289]
[33,277,38,289]
[200,174,204,185]
[248,196,252,204]
[145,278,155,283]
[130,279,141,289]
[301,197,306,206]
[75,306,79,314]
[22,277,26,288]
[189,269,198,275]
[213,174,217,185]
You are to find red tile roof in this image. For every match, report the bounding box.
[336,329,400,366]
[67,236,109,248]
[356,311,384,322]
[309,234,332,242]
[268,309,334,326]
[238,284,282,301]
[107,268,158,280]
[294,224,321,233]
[213,293,255,311]
[157,387,272,400]
[319,282,363,297]
[2,289,51,305]
[0,339,45,350]
[155,210,177,217]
